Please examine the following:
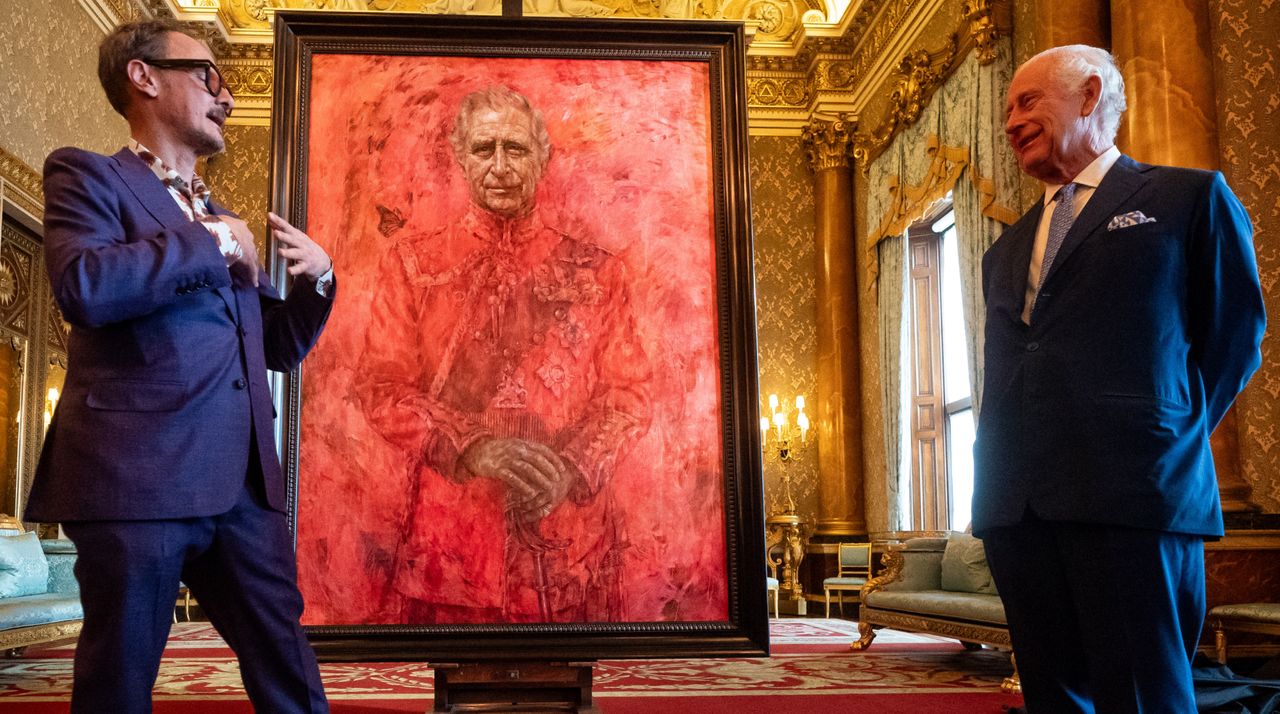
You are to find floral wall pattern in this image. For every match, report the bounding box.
[0,0,125,173]
[749,135,819,524]
[1211,0,1280,512]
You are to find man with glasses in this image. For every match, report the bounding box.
[26,19,333,713]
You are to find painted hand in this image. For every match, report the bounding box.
[461,438,575,521]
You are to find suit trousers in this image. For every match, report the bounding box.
[63,480,328,713]
[982,517,1204,714]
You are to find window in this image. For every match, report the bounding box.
[902,204,975,531]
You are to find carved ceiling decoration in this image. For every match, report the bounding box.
[72,0,1003,134]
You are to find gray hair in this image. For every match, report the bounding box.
[449,86,552,166]
[1030,45,1127,148]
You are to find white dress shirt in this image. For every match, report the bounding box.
[1021,145,1122,323]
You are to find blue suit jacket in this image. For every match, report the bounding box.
[973,155,1264,538]
[26,147,334,522]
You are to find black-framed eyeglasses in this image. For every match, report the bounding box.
[142,58,228,99]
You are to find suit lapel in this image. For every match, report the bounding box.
[1003,203,1043,311]
[111,148,240,323]
[1040,155,1149,290]
[205,199,242,322]
[109,148,193,229]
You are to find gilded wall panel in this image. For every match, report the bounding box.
[1211,0,1280,512]
[0,0,126,173]
[749,135,819,524]
[200,124,273,260]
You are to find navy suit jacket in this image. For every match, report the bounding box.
[973,155,1264,538]
[26,147,334,522]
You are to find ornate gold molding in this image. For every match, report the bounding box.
[852,0,1009,166]
[961,0,1002,65]
[196,0,824,44]
[852,37,957,166]
[0,620,84,650]
[0,147,44,222]
[801,115,856,171]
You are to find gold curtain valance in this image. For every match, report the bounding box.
[868,135,1019,250]
[869,135,969,248]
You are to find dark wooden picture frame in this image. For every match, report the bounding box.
[269,10,766,661]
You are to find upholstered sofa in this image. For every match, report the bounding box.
[853,534,1019,692]
[0,528,83,656]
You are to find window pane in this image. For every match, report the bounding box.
[947,407,976,530]
[939,220,971,405]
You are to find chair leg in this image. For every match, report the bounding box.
[1214,626,1228,665]
[1001,652,1022,694]
[825,589,831,618]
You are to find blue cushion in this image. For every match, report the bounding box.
[0,532,49,598]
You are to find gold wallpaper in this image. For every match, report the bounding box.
[1211,0,1280,512]
[0,0,125,173]
[748,135,820,524]
[200,125,274,261]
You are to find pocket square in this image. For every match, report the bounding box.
[1107,211,1157,230]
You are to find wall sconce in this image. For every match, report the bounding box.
[760,393,809,514]
[761,393,812,613]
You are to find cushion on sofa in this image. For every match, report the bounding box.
[0,532,49,598]
[940,534,997,595]
[0,592,84,629]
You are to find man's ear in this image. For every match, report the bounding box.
[1079,73,1102,117]
[126,59,160,101]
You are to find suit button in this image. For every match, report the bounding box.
[233,378,247,389]
[1026,341,1040,352]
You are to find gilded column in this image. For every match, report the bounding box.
[1112,0,1255,511]
[1111,0,1218,169]
[801,117,866,538]
[1029,0,1109,53]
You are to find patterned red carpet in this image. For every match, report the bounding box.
[0,619,1024,712]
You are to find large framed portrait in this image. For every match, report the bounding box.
[270,11,765,661]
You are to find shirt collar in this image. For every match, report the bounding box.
[128,139,211,203]
[1042,145,1121,207]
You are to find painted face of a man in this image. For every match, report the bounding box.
[460,106,545,217]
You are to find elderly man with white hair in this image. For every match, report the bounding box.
[972,45,1264,711]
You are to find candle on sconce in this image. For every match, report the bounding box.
[795,395,805,411]
[772,410,786,439]
[760,416,770,437]
[797,411,810,443]
[768,393,779,415]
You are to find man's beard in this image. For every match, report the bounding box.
[185,115,226,157]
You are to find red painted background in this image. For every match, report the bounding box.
[294,53,729,625]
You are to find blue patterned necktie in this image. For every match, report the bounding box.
[1038,182,1077,295]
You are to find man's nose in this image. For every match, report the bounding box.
[1004,112,1021,138]
[492,148,509,174]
